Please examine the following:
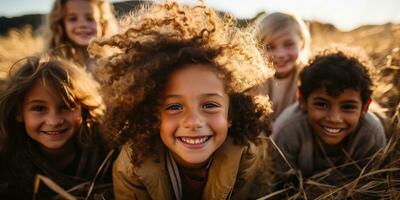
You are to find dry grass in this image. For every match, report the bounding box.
[0,22,400,199]
[0,26,44,81]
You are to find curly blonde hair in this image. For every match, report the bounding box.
[46,0,118,66]
[90,1,273,165]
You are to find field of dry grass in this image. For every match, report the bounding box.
[0,26,44,80]
[0,21,399,199]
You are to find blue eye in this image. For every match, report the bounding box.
[202,102,219,109]
[166,104,182,111]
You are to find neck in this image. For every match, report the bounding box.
[40,139,79,171]
[171,153,211,170]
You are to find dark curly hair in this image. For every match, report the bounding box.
[90,2,273,165]
[299,46,375,104]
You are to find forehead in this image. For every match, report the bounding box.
[24,81,64,103]
[309,87,362,103]
[64,0,99,15]
[264,27,301,45]
[163,64,225,95]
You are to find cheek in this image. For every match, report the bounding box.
[307,109,323,123]
[63,21,74,35]
[159,115,176,136]
[288,48,300,60]
[209,114,229,135]
[347,115,361,129]
[71,111,83,127]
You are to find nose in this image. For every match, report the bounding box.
[77,18,88,28]
[45,111,65,126]
[182,109,203,131]
[274,47,286,58]
[326,109,344,123]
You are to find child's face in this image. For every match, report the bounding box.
[300,87,367,146]
[20,81,83,153]
[63,0,102,47]
[264,28,303,78]
[160,64,229,166]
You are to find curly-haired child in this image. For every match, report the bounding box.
[90,1,274,199]
[46,0,118,73]
[271,47,386,180]
[252,12,311,122]
[0,56,114,199]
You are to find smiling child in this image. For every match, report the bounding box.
[89,1,273,199]
[46,0,117,73]
[0,56,113,198]
[271,47,386,178]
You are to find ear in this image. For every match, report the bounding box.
[297,89,307,111]
[362,98,372,114]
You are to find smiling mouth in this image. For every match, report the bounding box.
[178,136,211,145]
[41,129,67,136]
[75,32,95,37]
[323,127,343,135]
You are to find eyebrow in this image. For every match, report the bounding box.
[313,97,359,104]
[25,99,46,105]
[163,93,225,99]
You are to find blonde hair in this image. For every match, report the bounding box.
[255,12,311,65]
[46,0,118,66]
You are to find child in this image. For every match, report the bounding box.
[90,2,273,199]
[271,47,386,179]
[46,0,118,73]
[0,56,113,199]
[252,12,311,121]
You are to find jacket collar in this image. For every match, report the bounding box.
[133,144,173,200]
[133,137,244,200]
[203,137,244,199]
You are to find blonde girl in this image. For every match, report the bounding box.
[0,56,112,199]
[46,0,118,73]
[253,12,311,121]
[90,1,273,199]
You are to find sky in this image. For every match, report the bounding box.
[0,0,399,31]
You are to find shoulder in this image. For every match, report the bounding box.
[248,78,272,96]
[356,111,386,145]
[113,144,135,177]
[359,112,385,139]
[114,143,166,177]
[272,103,308,139]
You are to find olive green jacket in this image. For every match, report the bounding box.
[113,137,268,200]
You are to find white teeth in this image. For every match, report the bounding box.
[42,130,64,135]
[180,136,209,145]
[324,127,341,133]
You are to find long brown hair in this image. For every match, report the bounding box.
[0,55,105,158]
